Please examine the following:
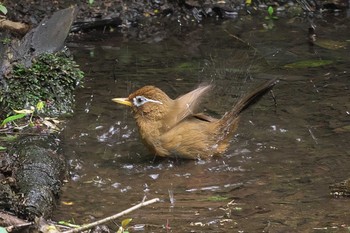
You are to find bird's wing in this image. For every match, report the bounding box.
[162,85,212,130]
[158,120,213,159]
[192,113,217,122]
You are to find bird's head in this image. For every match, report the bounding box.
[112,86,172,120]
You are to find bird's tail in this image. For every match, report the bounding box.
[219,78,278,133]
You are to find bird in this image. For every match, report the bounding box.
[112,79,277,159]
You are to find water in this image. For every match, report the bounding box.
[55,17,350,232]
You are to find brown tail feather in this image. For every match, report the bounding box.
[220,78,278,130]
[231,78,278,116]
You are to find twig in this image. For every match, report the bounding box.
[6,222,34,232]
[223,29,257,52]
[223,29,271,66]
[62,198,160,233]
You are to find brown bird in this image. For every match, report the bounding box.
[112,79,277,159]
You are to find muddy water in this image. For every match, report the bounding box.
[55,17,350,232]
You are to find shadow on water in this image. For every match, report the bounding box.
[55,17,350,232]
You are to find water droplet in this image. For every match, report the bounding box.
[112,182,121,188]
[149,174,159,180]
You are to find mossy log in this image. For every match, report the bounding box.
[0,135,66,220]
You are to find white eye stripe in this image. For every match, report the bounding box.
[133,96,163,107]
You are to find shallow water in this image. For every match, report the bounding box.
[55,16,350,232]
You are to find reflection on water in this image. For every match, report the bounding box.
[55,17,350,232]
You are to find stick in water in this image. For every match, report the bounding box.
[62,198,160,233]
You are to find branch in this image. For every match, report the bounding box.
[62,198,160,233]
[0,18,30,35]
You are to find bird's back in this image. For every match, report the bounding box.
[156,116,225,159]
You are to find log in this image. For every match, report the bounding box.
[0,18,30,35]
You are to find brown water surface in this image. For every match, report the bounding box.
[55,17,350,232]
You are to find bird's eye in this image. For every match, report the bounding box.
[133,96,146,107]
[132,95,163,107]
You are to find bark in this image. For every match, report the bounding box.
[0,135,66,220]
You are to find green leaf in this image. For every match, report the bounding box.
[267,6,274,17]
[1,38,11,44]
[284,59,333,69]
[0,5,7,15]
[88,0,94,4]
[0,135,18,142]
[58,221,80,228]
[314,39,347,50]
[36,100,45,111]
[334,125,350,133]
[1,113,27,127]
[202,195,229,202]
[121,218,132,228]
[0,146,6,151]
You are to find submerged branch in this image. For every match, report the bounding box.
[62,198,160,233]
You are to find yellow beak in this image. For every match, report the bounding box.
[112,98,132,107]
